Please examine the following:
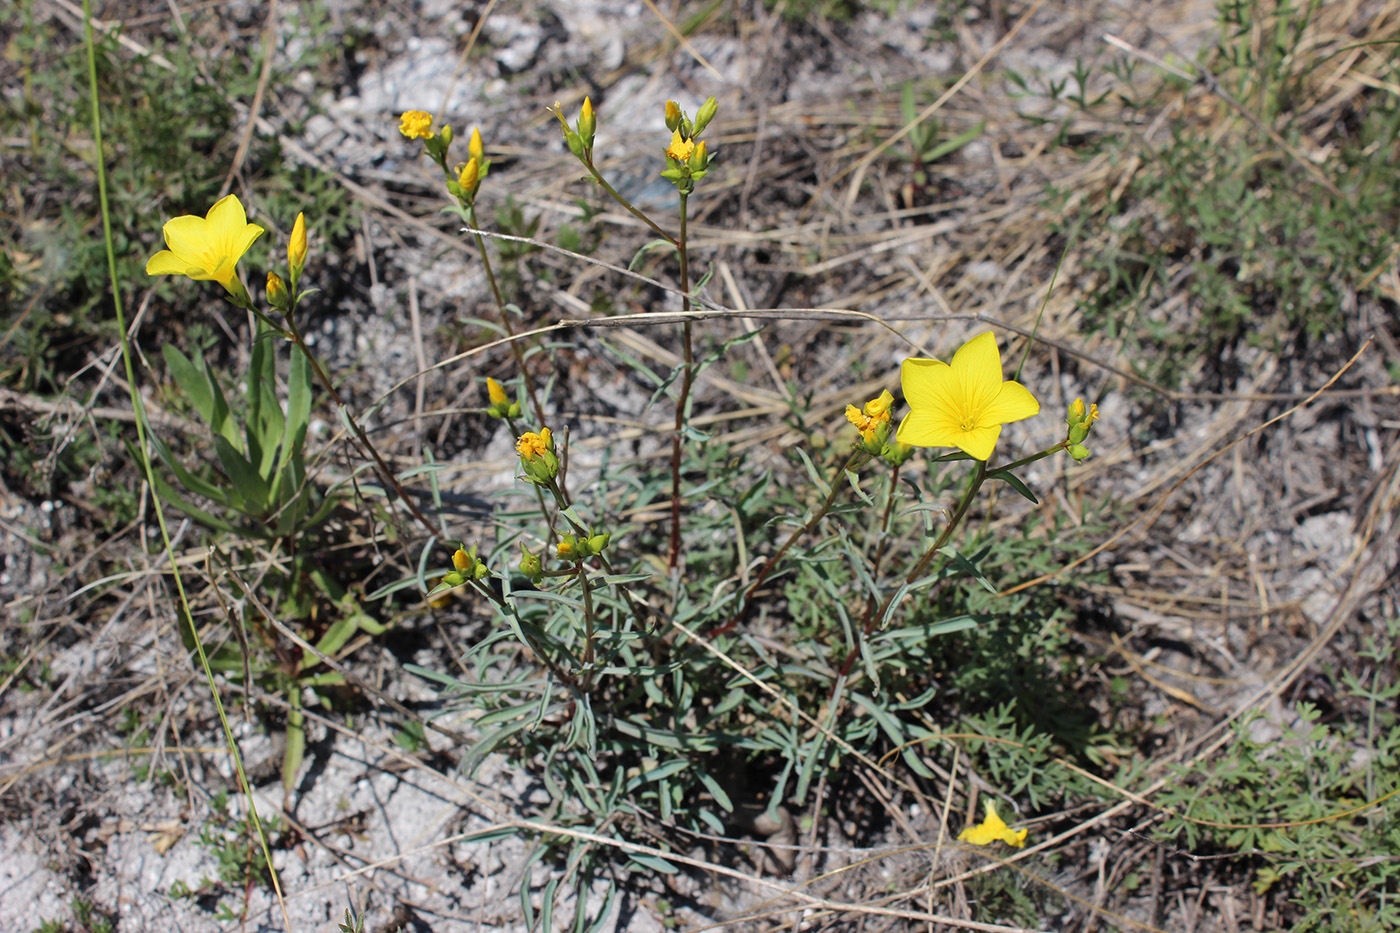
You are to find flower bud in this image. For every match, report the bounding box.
[586,532,611,554]
[518,543,544,582]
[687,139,708,173]
[438,124,454,147]
[557,534,581,561]
[448,545,492,583]
[1067,398,1087,426]
[1068,443,1091,462]
[288,213,307,284]
[1066,400,1099,445]
[468,126,484,165]
[665,100,681,131]
[881,440,915,467]
[517,428,560,484]
[457,157,481,201]
[693,95,718,136]
[266,271,289,310]
[578,97,596,152]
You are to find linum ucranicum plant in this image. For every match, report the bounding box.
[149,93,1103,924]
[399,98,1102,918]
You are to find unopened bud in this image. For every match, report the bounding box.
[288,213,307,284]
[266,271,289,310]
[578,97,596,152]
[693,95,718,135]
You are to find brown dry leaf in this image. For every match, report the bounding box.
[144,820,186,855]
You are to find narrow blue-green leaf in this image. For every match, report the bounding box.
[695,770,733,812]
[626,854,679,875]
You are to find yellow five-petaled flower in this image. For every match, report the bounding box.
[958,801,1028,849]
[897,332,1039,461]
[145,194,265,302]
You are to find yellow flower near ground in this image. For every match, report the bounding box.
[145,194,264,298]
[958,800,1028,848]
[897,332,1039,461]
[399,110,434,139]
[665,129,695,162]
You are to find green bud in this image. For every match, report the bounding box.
[564,127,585,160]
[693,95,718,136]
[586,532,611,554]
[518,544,544,582]
[1068,443,1091,461]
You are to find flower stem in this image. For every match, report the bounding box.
[282,313,442,542]
[668,191,694,569]
[469,204,547,426]
[711,449,870,638]
[583,161,678,245]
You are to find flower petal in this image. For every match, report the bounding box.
[949,332,1007,412]
[160,214,211,260]
[205,193,248,232]
[896,408,962,448]
[982,379,1040,426]
[900,357,951,410]
[954,424,1001,461]
[146,250,195,276]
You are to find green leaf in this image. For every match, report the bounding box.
[626,853,679,874]
[282,700,305,793]
[989,469,1039,504]
[695,770,733,812]
[922,121,985,162]
[214,435,271,513]
[939,545,997,594]
[628,238,677,271]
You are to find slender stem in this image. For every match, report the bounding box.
[584,161,678,245]
[469,204,546,425]
[710,450,870,638]
[668,192,694,568]
[831,460,986,691]
[578,566,596,669]
[854,463,901,632]
[469,578,576,688]
[282,313,441,541]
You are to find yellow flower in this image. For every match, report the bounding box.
[958,801,1028,848]
[399,110,435,139]
[468,126,484,164]
[665,129,695,162]
[846,389,894,446]
[146,194,264,299]
[897,332,1039,461]
[517,428,552,461]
